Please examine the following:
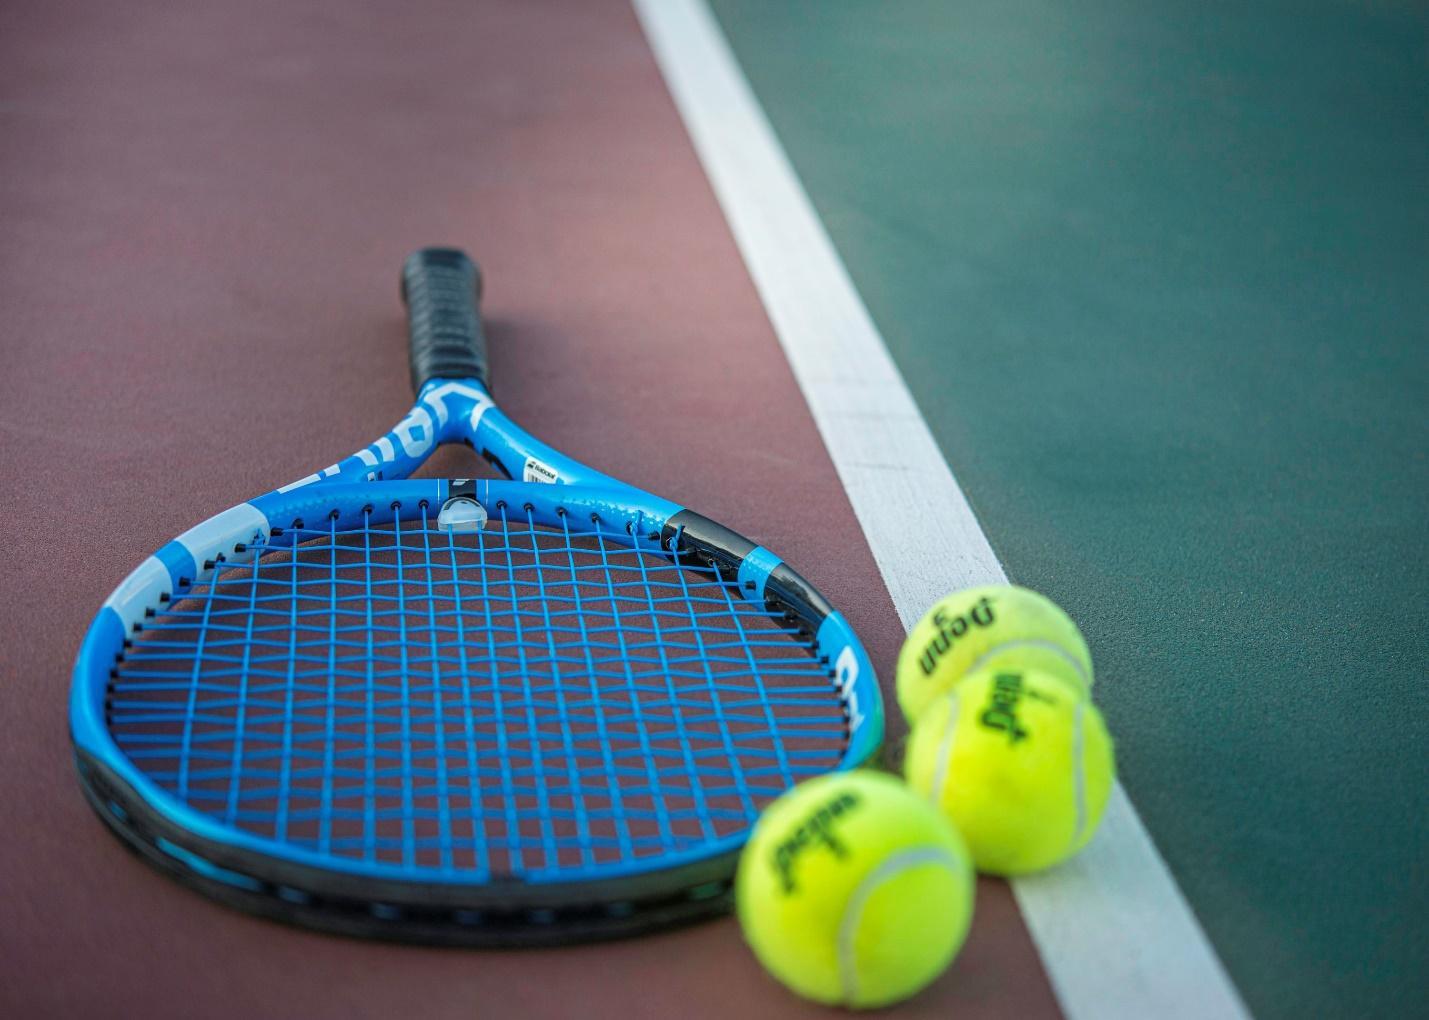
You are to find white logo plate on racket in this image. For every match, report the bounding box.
[523,456,560,484]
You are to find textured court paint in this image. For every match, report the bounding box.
[635,4,1246,1020]
[7,0,1025,1014]
[705,2,1429,1018]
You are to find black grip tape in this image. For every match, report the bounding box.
[400,248,488,393]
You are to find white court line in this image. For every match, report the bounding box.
[632,2,1251,1018]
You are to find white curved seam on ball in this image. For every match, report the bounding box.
[930,689,961,804]
[1072,701,1088,842]
[836,846,963,1005]
[966,639,1090,687]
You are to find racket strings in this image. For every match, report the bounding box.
[107,503,849,879]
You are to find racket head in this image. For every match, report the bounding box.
[71,477,882,943]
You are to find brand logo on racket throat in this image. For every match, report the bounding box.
[771,791,860,893]
[391,405,436,457]
[396,380,495,455]
[419,380,494,434]
[277,381,496,492]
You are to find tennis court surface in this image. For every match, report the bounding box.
[2,2,1422,1017]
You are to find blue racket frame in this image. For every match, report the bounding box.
[70,251,884,944]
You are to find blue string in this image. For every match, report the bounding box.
[221,549,264,825]
[559,511,632,864]
[390,504,418,868]
[590,515,673,852]
[418,506,458,873]
[476,505,517,878]
[319,514,339,854]
[499,502,551,871]
[361,510,378,862]
[108,509,848,879]
[522,506,594,870]
[175,554,221,803]
[273,521,302,842]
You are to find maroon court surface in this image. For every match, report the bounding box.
[1,2,1056,1015]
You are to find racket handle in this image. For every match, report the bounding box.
[401,247,489,392]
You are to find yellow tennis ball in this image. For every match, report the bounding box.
[904,666,1114,875]
[896,585,1093,724]
[735,770,975,1009]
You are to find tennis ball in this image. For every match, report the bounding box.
[904,666,1114,875]
[736,770,975,1009]
[896,585,1092,724]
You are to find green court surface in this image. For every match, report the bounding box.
[709,2,1427,1017]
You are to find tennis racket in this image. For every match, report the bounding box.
[69,248,884,945]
